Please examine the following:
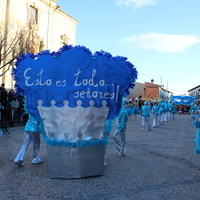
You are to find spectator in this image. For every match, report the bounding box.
[0,83,7,92]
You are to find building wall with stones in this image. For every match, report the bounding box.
[0,0,78,89]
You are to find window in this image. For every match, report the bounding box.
[29,6,38,24]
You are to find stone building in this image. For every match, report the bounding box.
[0,0,78,89]
[188,85,200,103]
[129,79,173,102]
[128,82,145,99]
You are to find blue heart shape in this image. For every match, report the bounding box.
[13,46,137,120]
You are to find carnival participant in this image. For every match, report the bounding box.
[171,102,177,120]
[141,101,151,131]
[125,99,134,119]
[167,101,173,120]
[151,101,159,128]
[189,103,199,119]
[113,101,129,156]
[133,99,140,119]
[157,99,166,125]
[14,115,44,167]
[163,100,169,122]
[193,112,200,154]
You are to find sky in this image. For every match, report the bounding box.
[57,0,200,95]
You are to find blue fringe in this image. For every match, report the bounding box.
[13,53,36,96]
[42,134,108,148]
[37,50,55,57]
[94,50,113,58]
[74,45,93,56]
[12,66,25,96]
[104,118,116,134]
[15,53,36,66]
[112,55,127,62]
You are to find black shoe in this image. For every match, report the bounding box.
[15,160,24,167]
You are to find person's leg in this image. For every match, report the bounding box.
[152,115,157,127]
[118,130,126,156]
[145,117,151,131]
[158,113,162,125]
[14,132,32,166]
[113,130,122,152]
[156,115,159,126]
[113,129,126,156]
[30,131,44,164]
[141,116,145,130]
[100,131,110,166]
[160,113,165,125]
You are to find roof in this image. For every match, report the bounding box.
[188,85,200,92]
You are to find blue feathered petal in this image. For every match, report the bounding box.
[74,45,93,56]
[94,50,113,58]
[56,45,74,56]
[14,53,36,95]
[15,53,36,67]
[112,55,128,62]
[37,50,54,57]
[125,61,138,79]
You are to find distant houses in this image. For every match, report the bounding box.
[129,79,173,101]
[188,85,200,103]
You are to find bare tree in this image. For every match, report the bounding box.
[0,21,44,77]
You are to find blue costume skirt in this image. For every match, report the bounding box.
[195,128,200,154]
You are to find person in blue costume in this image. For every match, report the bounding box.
[164,100,169,122]
[14,115,44,167]
[151,100,159,128]
[157,99,166,125]
[133,100,140,119]
[189,103,199,120]
[194,112,200,154]
[113,99,129,157]
[125,99,134,119]
[141,101,151,131]
[167,101,173,121]
[171,102,177,120]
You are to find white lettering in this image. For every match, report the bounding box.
[74,68,82,86]
[74,69,104,87]
[24,68,52,86]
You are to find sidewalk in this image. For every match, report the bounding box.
[1,114,200,200]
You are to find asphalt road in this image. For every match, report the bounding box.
[1,114,200,200]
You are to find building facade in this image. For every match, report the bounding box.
[0,0,78,89]
[129,80,173,101]
[188,85,200,102]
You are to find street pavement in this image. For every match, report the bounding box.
[1,114,200,200]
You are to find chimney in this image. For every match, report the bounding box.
[151,79,154,84]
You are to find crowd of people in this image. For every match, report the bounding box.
[111,97,200,158]
[0,83,27,127]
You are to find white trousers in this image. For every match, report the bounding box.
[152,115,158,127]
[14,131,42,163]
[113,129,126,155]
[142,116,151,131]
[158,113,165,125]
